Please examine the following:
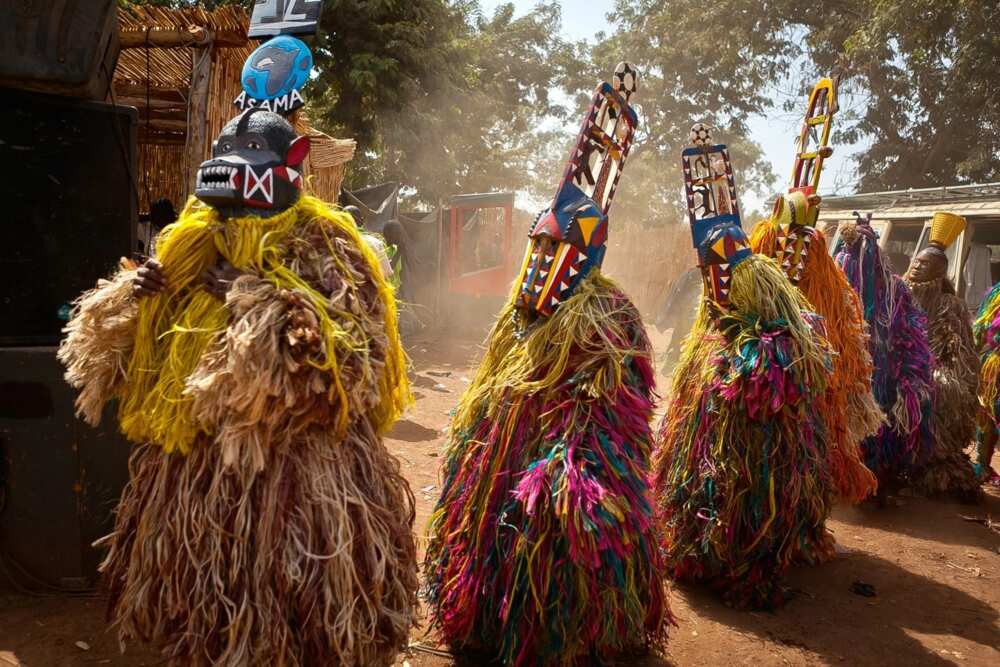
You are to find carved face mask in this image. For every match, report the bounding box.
[697,223,752,304]
[195,109,310,215]
[514,63,639,320]
[516,182,608,316]
[771,190,821,284]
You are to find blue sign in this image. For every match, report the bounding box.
[234,35,312,113]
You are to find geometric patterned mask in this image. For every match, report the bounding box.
[773,77,836,284]
[683,123,750,307]
[771,190,817,285]
[515,63,639,317]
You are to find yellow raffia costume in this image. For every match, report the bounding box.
[59,194,417,666]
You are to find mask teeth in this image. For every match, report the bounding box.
[198,165,240,190]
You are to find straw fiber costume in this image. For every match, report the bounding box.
[58,110,417,665]
[425,65,671,666]
[749,80,881,503]
[834,214,934,495]
[904,212,981,502]
[654,125,836,610]
[974,282,1000,484]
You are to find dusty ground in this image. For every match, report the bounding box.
[1,329,999,666]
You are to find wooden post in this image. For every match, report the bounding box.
[435,197,444,319]
[119,26,211,49]
[184,45,214,200]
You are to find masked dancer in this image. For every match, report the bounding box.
[655,124,836,609]
[974,282,1000,485]
[425,64,671,666]
[750,79,881,504]
[833,213,934,502]
[59,106,417,665]
[903,212,981,502]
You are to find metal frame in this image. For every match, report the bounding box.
[446,192,515,297]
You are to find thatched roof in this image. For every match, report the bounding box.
[114,4,253,145]
[112,4,354,211]
[118,4,248,42]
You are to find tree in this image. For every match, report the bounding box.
[550,0,780,229]
[607,0,1000,192]
[797,0,1000,190]
[310,1,574,205]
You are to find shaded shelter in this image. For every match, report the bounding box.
[113,5,354,219]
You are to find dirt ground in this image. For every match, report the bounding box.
[1,329,999,666]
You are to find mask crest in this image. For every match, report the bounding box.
[773,77,837,283]
[515,62,639,319]
[682,124,750,307]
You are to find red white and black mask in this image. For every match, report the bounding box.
[195,109,309,216]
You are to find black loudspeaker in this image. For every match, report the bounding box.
[0,0,120,99]
[0,87,137,346]
[0,347,131,590]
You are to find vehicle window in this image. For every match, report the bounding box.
[968,221,1000,264]
[884,223,923,275]
[966,221,1000,306]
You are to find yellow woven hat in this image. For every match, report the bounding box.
[928,211,966,249]
[771,190,815,228]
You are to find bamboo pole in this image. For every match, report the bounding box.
[184,46,214,201]
[119,26,246,49]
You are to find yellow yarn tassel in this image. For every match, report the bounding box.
[451,271,637,439]
[118,195,409,454]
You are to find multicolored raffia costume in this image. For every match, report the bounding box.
[654,124,836,609]
[833,214,934,493]
[425,64,671,666]
[904,212,982,502]
[749,79,881,503]
[974,282,1000,484]
[58,110,417,665]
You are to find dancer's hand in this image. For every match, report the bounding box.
[133,259,167,298]
[202,259,243,301]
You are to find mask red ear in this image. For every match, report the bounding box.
[286,135,310,167]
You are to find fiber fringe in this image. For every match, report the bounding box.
[974,282,1000,472]
[78,195,411,455]
[654,254,836,609]
[58,268,139,425]
[751,221,881,502]
[59,195,418,664]
[425,271,671,666]
[834,221,934,487]
[99,427,418,666]
[974,282,1000,425]
[907,278,981,501]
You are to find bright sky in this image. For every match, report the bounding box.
[480,0,866,212]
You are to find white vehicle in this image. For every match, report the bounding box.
[820,183,1000,311]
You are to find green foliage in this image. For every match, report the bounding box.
[606,0,1000,191]
[310,1,573,205]
[804,0,1000,189]
[128,1,998,222]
